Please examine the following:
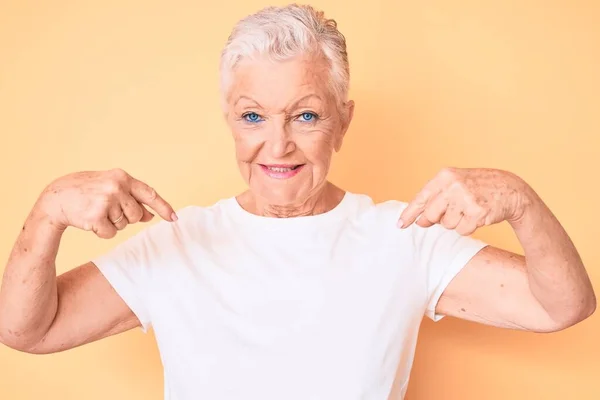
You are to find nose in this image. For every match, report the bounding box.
[268,123,296,158]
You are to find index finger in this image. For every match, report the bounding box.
[398,184,438,228]
[129,179,177,222]
[398,193,428,229]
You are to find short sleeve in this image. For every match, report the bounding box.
[91,216,184,333]
[413,224,488,321]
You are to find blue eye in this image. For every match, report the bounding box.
[299,112,317,122]
[243,112,263,123]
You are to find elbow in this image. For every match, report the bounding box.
[538,294,596,333]
[0,321,46,354]
[581,292,597,322]
[574,289,597,326]
[0,331,28,353]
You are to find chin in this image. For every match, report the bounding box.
[258,189,305,206]
[253,183,311,207]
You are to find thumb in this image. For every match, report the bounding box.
[415,215,435,228]
[398,200,425,228]
[140,206,155,223]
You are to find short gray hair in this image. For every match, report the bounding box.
[219,4,350,110]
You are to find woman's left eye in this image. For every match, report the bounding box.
[298,112,318,122]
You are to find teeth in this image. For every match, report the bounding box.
[267,166,293,172]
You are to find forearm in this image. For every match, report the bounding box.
[510,187,596,326]
[0,206,63,348]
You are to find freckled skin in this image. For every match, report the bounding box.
[0,168,176,353]
[0,27,594,358]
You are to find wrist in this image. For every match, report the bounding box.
[30,193,68,234]
[507,182,543,229]
[28,209,67,236]
[503,171,537,221]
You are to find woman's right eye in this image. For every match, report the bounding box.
[242,112,263,123]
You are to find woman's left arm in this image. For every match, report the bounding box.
[398,167,596,332]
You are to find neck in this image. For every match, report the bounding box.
[237,182,345,218]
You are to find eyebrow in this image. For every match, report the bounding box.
[233,94,323,110]
[290,94,322,109]
[233,96,264,109]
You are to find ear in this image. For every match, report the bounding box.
[221,95,231,122]
[334,100,355,152]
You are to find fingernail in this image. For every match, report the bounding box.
[397,219,405,228]
[171,212,178,221]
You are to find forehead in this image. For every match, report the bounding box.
[228,54,333,108]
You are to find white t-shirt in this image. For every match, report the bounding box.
[93,192,487,400]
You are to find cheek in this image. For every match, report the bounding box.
[300,134,335,167]
[232,130,261,163]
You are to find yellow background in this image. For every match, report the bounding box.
[1,1,599,399]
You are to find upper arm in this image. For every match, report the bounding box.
[435,245,557,332]
[27,261,140,354]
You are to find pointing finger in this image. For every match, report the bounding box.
[129,179,177,222]
[398,186,437,228]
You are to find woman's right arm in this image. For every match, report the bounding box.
[0,169,176,354]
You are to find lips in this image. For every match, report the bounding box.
[259,164,305,179]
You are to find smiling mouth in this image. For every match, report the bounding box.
[260,164,304,172]
[258,164,306,179]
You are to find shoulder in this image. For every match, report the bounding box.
[170,200,232,230]
[112,199,233,254]
[347,192,409,224]
[347,192,473,245]
[150,198,236,238]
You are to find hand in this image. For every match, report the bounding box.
[398,167,532,235]
[36,168,177,239]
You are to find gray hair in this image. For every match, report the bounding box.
[219,4,350,110]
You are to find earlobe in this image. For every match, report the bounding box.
[334,138,343,152]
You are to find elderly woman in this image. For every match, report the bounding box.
[0,4,595,400]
